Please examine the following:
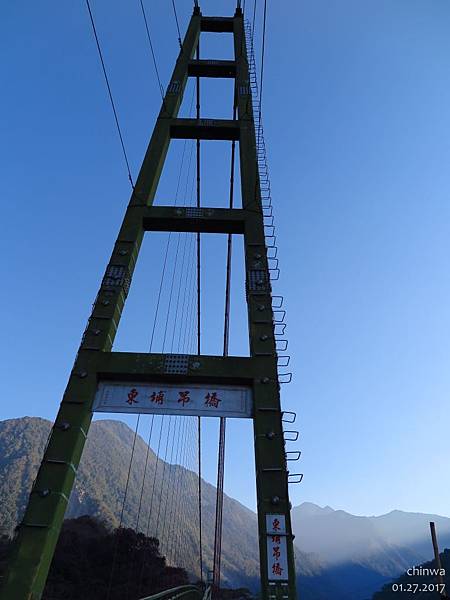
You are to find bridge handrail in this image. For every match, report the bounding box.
[202,585,212,600]
[139,584,210,600]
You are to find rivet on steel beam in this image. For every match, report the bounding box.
[266,431,276,440]
[55,422,70,431]
[254,253,262,259]
[77,371,88,379]
[271,496,280,505]
[92,329,101,336]
[101,299,110,306]
[257,304,266,311]
[38,489,50,498]
[191,361,201,370]
[175,208,183,215]
[261,377,270,384]
[260,334,269,341]
[119,250,128,256]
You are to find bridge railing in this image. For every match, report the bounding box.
[139,584,211,600]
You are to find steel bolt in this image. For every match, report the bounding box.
[261,377,270,384]
[266,431,276,440]
[77,371,88,378]
[257,304,266,311]
[39,489,50,498]
[260,334,269,341]
[119,249,128,256]
[101,299,110,306]
[92,329,101,336]
[271,495,280,505]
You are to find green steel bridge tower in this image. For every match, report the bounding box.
[0,6,298,600]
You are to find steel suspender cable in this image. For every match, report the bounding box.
[137,414,165,596]
[251,0,257,44]
[135,416,155,532]
[197,414,203,583]
[212,93,237,594]
[213,418,226,592]
[107,414,141,599]
[258,0,268,134]
[196,39,201,358]
[136,87,196,596]
[195,40,204,586]
[223,111,237,358]
[85,0,134,189]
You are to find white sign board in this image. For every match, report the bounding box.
[266,514,289,581]
[93,381,253,418]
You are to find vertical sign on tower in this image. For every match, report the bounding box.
[266,514,289,581]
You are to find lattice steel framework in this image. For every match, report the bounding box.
[0,8,297,600]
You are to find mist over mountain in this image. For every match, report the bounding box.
[1,417,448,600]
[292,502,450,571]
[292,502,450,600]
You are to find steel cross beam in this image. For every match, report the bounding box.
[0,8,298,600]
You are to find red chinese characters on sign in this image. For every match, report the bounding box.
[150,391,165,405]
[266,515,288,581]
[127,388,139,405]
[204,392,221,408]
[178,390,191,406]
[272,563,283,577]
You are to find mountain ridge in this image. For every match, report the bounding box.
[1,416,449,600]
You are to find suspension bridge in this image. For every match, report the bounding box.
[0,2,302,599]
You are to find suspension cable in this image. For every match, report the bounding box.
[171,0,183,49]
[139,0,166,104]
[85,0,134,189]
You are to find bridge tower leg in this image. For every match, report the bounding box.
[0,7,298,600]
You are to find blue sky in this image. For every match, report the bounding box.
[2,0,450,519]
